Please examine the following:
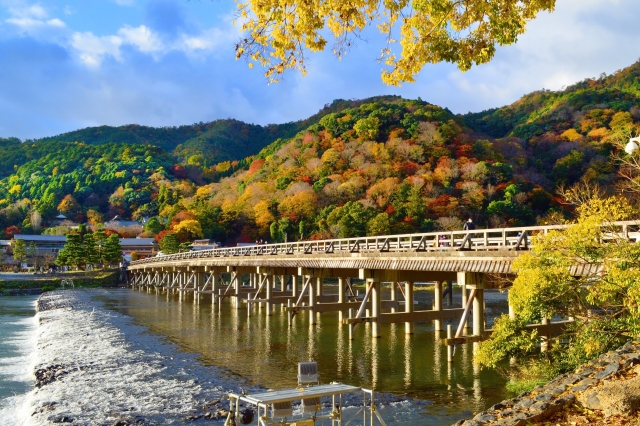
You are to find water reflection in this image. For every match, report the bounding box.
[97,287,510,420]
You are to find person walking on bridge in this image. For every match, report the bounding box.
[463,218,475,231]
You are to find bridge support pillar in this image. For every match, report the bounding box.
[338,277,346,321]
[179,271,185,301]
[405,281,414,334]
[434,281,443,332]
[291,275,298,298]
[458,272,471,330]
[265,275,273,315]
[309,277,319,325]
[195,270,204,304]
[464,272,485,351]
[390,282,397,313]
[370,278,381,338]
[212,272,219,305]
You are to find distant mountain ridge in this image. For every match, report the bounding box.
[22,96,403,167]
[1,61,640,240]
[461,61,640,139]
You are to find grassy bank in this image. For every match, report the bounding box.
[0,270,121,295]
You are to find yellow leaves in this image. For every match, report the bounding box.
[8,184,21,195]
[278,190,318,219]
[236,0,556,85]
[561,129,583,142]
[173,219,204,239]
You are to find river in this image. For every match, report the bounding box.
[0,288,510,425]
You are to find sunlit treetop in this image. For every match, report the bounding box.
[234,0,556,85]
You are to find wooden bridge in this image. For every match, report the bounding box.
[127,221,640,358]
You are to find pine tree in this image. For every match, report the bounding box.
[103,234,122,266]
[94,229,107,266]
[159,233,179,254]
[83,233,100,268]
[13,238,26,270]
[63,232,85,270]
[26,241,38,269]
[55,247,70,268]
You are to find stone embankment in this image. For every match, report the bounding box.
[456,341,640,425]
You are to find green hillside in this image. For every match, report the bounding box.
[461,61,640,139]
[0,63,639,243]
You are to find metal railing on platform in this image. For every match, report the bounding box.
[130,220,640,266]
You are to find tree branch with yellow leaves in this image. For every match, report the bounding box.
[234,0,556,85]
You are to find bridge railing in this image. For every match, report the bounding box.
[129,220,640,266]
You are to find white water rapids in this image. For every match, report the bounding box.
[0,290,424,425]
[8,290,234,425]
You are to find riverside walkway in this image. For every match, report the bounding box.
[127,221,640,355]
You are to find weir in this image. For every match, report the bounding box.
[127,221,640,361]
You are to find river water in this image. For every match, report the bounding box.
[0,295,38,424]
[0,288,510,425]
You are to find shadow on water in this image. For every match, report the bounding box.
[96,287,510,420]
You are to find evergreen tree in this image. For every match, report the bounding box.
[26,241,38,269]
[63,232,85,270]
[94,229,108,266]
[83,233,100,268]
[144,217,163,235]
[103,234,122,266]
[55,247,69,268]
[12,238,26,270]
[159,233,179,254]
[178,241,193,253]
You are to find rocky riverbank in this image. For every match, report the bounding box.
[455,341,640,425]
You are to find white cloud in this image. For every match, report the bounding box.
[118,25,163,53]
[177,27,234,55]
[71,32,122,67]
[4,2,66,30]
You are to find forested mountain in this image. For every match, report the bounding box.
[462,61,640,139]
[0,64,638,243]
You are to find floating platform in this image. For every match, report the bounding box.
[225,383,387,426]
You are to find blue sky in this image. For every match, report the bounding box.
[1,0,639,140]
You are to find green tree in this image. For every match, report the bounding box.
[83,233,100,268]
[103,234,122,266]
[12,238,26,270]
[55,247,70,268]
[476,196,638,382]
[94,229,107,266]
[366,213,391,236]
[326,201,375,238]
[144,217,164,235]
[63,233,85,270]
[26,241,38,269]
[178,242,193,253]
[159,233,180,254]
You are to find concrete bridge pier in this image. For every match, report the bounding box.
[370,277,382,338]
[291,275,298,298]
[458,272,471,330]
[338,277,346,321]
[464,272,486,351]
[405,281,414,334]
[390,282,397,313]
[434,281,443,332]
[309,277,319,325]
[265,275,273,315]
